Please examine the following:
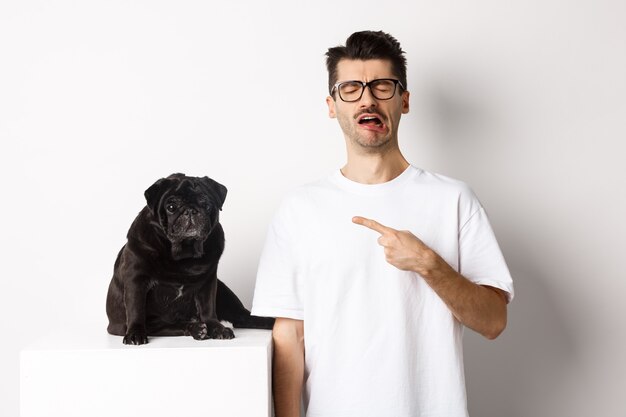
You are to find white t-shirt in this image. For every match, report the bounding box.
[251,165,514,417]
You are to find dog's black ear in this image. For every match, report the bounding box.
[144,177,174,215]
[200,176,227,210]
[166,173,186,180]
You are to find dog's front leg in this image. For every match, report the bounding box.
[193,278,235,340]
[123,277,149,345]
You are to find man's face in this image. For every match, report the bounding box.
[326,59,409,152]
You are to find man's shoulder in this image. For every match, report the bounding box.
[280,173,337,201]
[270,174,336,218]
[277,167,480,209]
[409,167,475,196]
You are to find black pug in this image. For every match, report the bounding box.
[106,173,275,345]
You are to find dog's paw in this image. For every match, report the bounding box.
[187,322,209,340]
[209,325,235,340]
[187,321,235,340]
[203,321,235,340]
[123,328,148,345]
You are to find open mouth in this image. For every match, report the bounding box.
[357,114,385,129]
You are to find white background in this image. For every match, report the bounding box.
[1,1,625,416]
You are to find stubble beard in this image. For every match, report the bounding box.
[337,112,393,152]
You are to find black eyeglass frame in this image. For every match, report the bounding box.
[330,78,405,102]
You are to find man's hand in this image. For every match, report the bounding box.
[352,215,508,340]
[352,216,439,276]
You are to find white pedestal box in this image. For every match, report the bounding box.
[20,328,273,417]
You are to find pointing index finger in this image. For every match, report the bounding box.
[352,216,393,234]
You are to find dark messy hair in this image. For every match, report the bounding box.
[325,30,407,96]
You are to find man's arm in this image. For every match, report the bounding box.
[418,261,508,340]
[353,216,508,340]
[272,317,305,417]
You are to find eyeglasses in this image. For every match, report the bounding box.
[330,78,405,102]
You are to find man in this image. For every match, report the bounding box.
[251,31,513,417]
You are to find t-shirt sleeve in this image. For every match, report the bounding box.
[251,197,304,320]
[458,201,515,302]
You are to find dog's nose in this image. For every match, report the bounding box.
[185,208,198,216]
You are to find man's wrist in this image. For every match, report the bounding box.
[414,249,450,280]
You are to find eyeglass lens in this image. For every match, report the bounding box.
[338,79,398,102]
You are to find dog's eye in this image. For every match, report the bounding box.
[166,204,177,213]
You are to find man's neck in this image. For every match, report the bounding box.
[341,147,410,185]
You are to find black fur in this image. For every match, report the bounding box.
[106,173,274,345]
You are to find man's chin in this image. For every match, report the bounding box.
[353,135,392,150]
